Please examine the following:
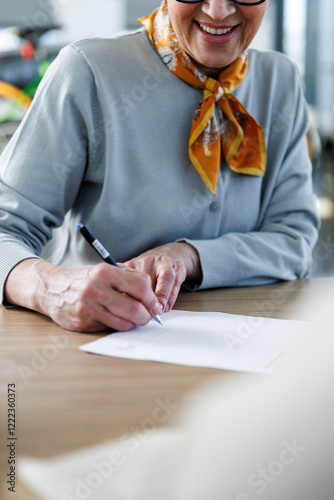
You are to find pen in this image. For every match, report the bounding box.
[77,223,163,326]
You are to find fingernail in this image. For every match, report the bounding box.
[158,301,166,312]
[152,302,163,315]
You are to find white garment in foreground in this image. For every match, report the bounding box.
[79,310,304,374]
[18,430,181,500]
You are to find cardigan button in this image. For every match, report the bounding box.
[209,201,220,213]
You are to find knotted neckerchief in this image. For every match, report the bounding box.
[139,1,267,195]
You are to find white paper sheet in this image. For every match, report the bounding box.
[79,310,305,374]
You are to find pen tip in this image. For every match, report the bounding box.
[77,222,83,229]
[154,315,163,326]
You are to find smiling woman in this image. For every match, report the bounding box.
[0,0,319,333]
[167,0,268,74]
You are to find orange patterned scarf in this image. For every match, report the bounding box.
[139,1,267,195]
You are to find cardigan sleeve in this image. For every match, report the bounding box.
[0,44,99,303]
[182,60,320,289]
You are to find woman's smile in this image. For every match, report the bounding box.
[195,20,239,45]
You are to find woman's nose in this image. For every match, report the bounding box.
[201,0,237,20]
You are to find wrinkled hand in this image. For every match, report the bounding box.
[5,259,163,332]
[40,263,164,332]
[125,242,202,313]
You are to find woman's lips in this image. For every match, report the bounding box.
[195,21,238,44]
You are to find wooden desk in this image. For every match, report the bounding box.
[0,277,327,498]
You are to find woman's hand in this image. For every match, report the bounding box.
[4,259,163,332]
[125,242,202,313]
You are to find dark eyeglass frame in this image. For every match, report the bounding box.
[176,0,266,6]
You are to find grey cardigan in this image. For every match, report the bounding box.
[0,28,320,303]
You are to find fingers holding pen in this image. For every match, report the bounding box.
[106,265,163,318]
[38,233,199,331]
[138,254,184,312]
[87,264,162,328]
[41,263,162,332]
[76,224,162,327]
[126,242,202,313]
[125,243,194,312]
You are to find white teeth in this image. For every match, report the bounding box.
[199,23,233,36]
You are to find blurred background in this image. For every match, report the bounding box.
[0,0,333,276]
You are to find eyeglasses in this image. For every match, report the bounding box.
[176,0,266,5]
